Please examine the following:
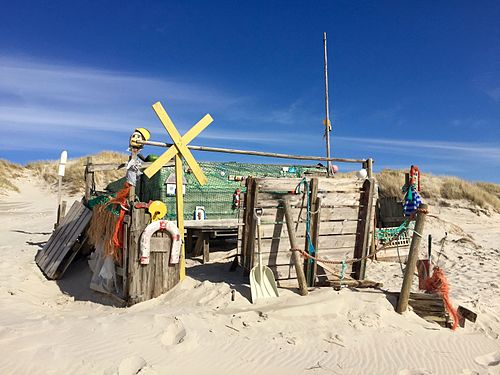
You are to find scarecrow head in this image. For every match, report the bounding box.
[129,127,151,150]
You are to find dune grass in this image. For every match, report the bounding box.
[25,151,128,194]
[376,169,500,212]
[2,154,500,212]
[0,159,24,193]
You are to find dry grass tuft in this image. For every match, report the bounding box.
[376,169,500,212]
[0,159,25,193]
[26,151,128,194]
[441,177,500,212]
[4,153,500,213]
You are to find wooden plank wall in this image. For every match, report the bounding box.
[126,207,180,305]
[35,201,92,279]
[240,177,377,287]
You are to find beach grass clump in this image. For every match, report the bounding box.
[0,159,24,193]
[26,151,128,194]
[441,177,500,212]
[376,169,500,212]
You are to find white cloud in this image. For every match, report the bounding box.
[335,136,500,163]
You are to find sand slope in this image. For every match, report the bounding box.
[0,173,499,375]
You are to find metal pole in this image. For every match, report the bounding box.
[137,140,366,164]
[323,32,332,176]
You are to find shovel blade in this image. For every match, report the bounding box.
[250,265,279,303]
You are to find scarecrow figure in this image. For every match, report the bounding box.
[126,127,150,186]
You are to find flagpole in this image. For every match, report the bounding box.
[323,32,332,176]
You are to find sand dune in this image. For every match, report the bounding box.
[1,172,499,374]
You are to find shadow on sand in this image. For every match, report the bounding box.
[55,256,122,307]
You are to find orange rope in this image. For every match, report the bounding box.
[105,183,131,262]
[424,267,460,330]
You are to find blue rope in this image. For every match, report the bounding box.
[295,178,315,263]
[339,260,348,282]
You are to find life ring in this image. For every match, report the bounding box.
[140,220,182,265]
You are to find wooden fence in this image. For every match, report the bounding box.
[239,176,377,287]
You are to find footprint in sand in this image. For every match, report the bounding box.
[117,356,152,375]
[475,351,500,373]
[161,319,186,346]
[397,369,432,375]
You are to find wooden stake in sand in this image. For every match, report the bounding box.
[143,102,213,280]
[283,197,309,296]
[396,204,428,313]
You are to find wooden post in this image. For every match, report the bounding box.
[396,204,428,313]
[56,200,67,226]
[352,178,375,280]
[128,151,138,202]
[283,197,308,296]
[242,178,256,273]
[175,154,186,280]
[202,232,210,263]
[310,196,322,287]
[305,178,319,286]
[366,158,373,178]
[84,157,93,202]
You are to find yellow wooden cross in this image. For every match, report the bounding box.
[144,101,213,279]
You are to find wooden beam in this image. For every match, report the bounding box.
[84,157,93,202]
[396,204,428,314]
[175,154,186,280]
[305,178,319,286]
[351,178,375,280]
[311,196,322,286]
[138,139,368,164]
[283,197,308,296]
[316,279,383,289]
[87,161,175,173]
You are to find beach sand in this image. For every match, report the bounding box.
[1,172,499,374]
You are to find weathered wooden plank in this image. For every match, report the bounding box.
[258,221,358,239]
[241,177,255,270]
[457,305,477,323]
[258,246,356,266]
[48,210,92,278]
[351,178,375,280]
[36,201,83,267]
[37,202,91,279]
[317,178,364,192]
[56,234,89,279]
[127,207,145,304]
[122,215,130,299]
[44,208,89,277]
[255,177,364,193]
[257,191,362,207]
[258,234,357,254]
[150,236,171,253]
[316,279,383,288]
[307,179,319,286]
[254,178,302,192]
[126,208,180,304]
[258,206,360,223]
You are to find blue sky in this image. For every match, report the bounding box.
[0,1,499,182]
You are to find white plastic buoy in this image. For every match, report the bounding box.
[356,168,368,179]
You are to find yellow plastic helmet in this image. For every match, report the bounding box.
[148,200,167,221]
[134,127,151,141]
